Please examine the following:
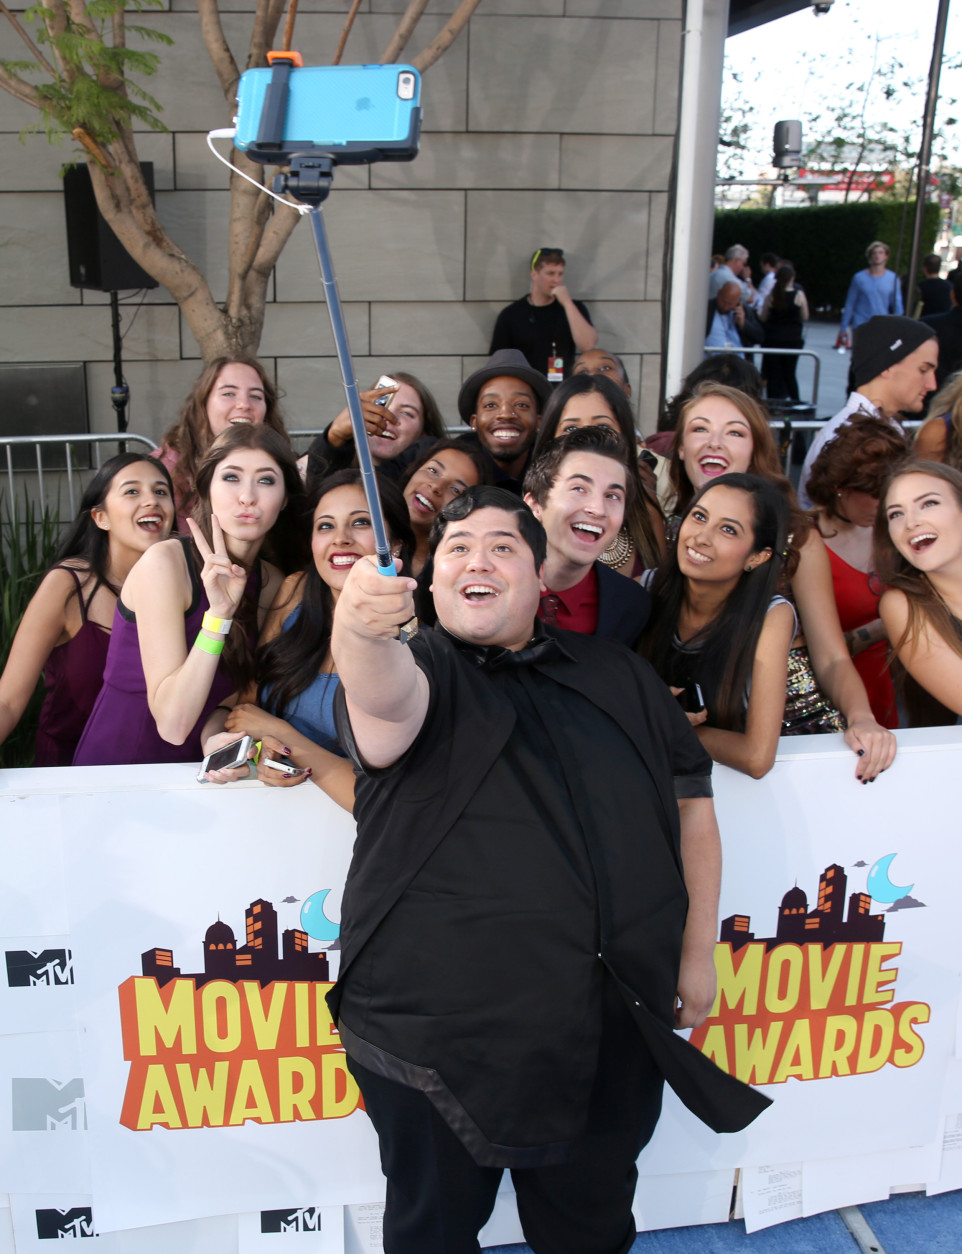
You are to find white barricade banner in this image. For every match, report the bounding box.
[2,729,961,1244]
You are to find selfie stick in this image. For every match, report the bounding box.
[292,167,397,576]
[254,53,398,576]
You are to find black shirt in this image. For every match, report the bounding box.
[331,624,768,1165]
[490,295,592,377]
[918,276,953,318]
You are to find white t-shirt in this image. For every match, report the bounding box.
[797,393,900,510]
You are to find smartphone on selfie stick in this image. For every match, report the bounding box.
[234,54,422,577]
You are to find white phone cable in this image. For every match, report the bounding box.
[206,128,311,216]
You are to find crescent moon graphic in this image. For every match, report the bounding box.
[866,853,914,904]
[300,889,341,943]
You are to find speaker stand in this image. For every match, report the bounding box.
[109,291,130,434]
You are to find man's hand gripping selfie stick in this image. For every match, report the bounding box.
[258,53,397,576]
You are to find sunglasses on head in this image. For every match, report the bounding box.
[531,248,564,268]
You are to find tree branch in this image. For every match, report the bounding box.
[0,60,45,109]
[225,159,271,320]
[379,0,428,65]
[249,0,287,69]
[38,0,69,78]
[198,0,239,100]
[411,0,482,72]
[280,0,298,53]
[0,0,56,76]
[332,0,362,66]
[251,192,301,278]
[99,7,126,92]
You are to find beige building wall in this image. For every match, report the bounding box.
[0,1,683,444]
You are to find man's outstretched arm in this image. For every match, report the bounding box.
[331,556,430,769]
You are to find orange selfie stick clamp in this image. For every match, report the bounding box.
[267,50,304,66]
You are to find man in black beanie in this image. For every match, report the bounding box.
[799,315,938,508]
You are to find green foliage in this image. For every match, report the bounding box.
[0,494,64,769]
[712,202,941,313]
[8,0,171,146]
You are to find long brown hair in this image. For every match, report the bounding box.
[191,425,306,688]
[875,459,962,666]
[920,370,962,469]
[162,357,287,517]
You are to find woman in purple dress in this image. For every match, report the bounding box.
[0,454,175,766]
[74,425,305,767]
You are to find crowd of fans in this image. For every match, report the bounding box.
[3,243,962,808]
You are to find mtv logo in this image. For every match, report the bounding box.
[12,1078,87,1130]
[260,1206,322,1233]
[5,948,74,987]
[35,1207,95,1238]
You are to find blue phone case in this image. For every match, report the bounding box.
[234,64,421,164]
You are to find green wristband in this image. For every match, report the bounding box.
[194,631,224,656]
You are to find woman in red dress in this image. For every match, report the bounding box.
[805,414,909,727]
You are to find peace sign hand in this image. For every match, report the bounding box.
[187,516,247,619]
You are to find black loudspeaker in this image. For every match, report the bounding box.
[772,120,803,170]
[63,163,159,292]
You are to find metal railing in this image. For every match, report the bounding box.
[1,433,159,518]
[705,346,823,408]
[766,416,922,476]
[0,429,334,520]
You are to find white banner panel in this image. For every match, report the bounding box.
[1,728,961,1246]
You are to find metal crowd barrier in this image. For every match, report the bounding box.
[705,346,823,407]
[0,430,331,521]
[1,433,159,519]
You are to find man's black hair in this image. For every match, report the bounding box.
[428,485,547,569]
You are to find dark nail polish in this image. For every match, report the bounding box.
[857,749,865,757]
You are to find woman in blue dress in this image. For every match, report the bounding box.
[207,469,414,809]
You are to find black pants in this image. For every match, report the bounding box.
[347,986,663,1254]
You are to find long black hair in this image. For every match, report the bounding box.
[640,472,789,732]
[255,469,415,718]
[51,453,175,593]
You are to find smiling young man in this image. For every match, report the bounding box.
[328,485,769,1254]
[799,315,938,509]
[458,348,553,494]
[523,427,650,646]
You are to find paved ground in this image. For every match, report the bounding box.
[484,1186,962,1252]
[792,318,848,418]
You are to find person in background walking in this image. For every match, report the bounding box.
[839,241,903,346]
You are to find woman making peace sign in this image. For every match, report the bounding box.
[74,425,304,767]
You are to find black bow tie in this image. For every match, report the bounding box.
[436,623,566,671]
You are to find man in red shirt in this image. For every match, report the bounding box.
[524,427,650,647]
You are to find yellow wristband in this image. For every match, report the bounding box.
[194,632,224,656]
[202,611,233,635]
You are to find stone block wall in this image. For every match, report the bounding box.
[0,0,682,444]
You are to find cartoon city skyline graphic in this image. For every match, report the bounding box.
[719,859,915,951]
[141,894,335,988]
